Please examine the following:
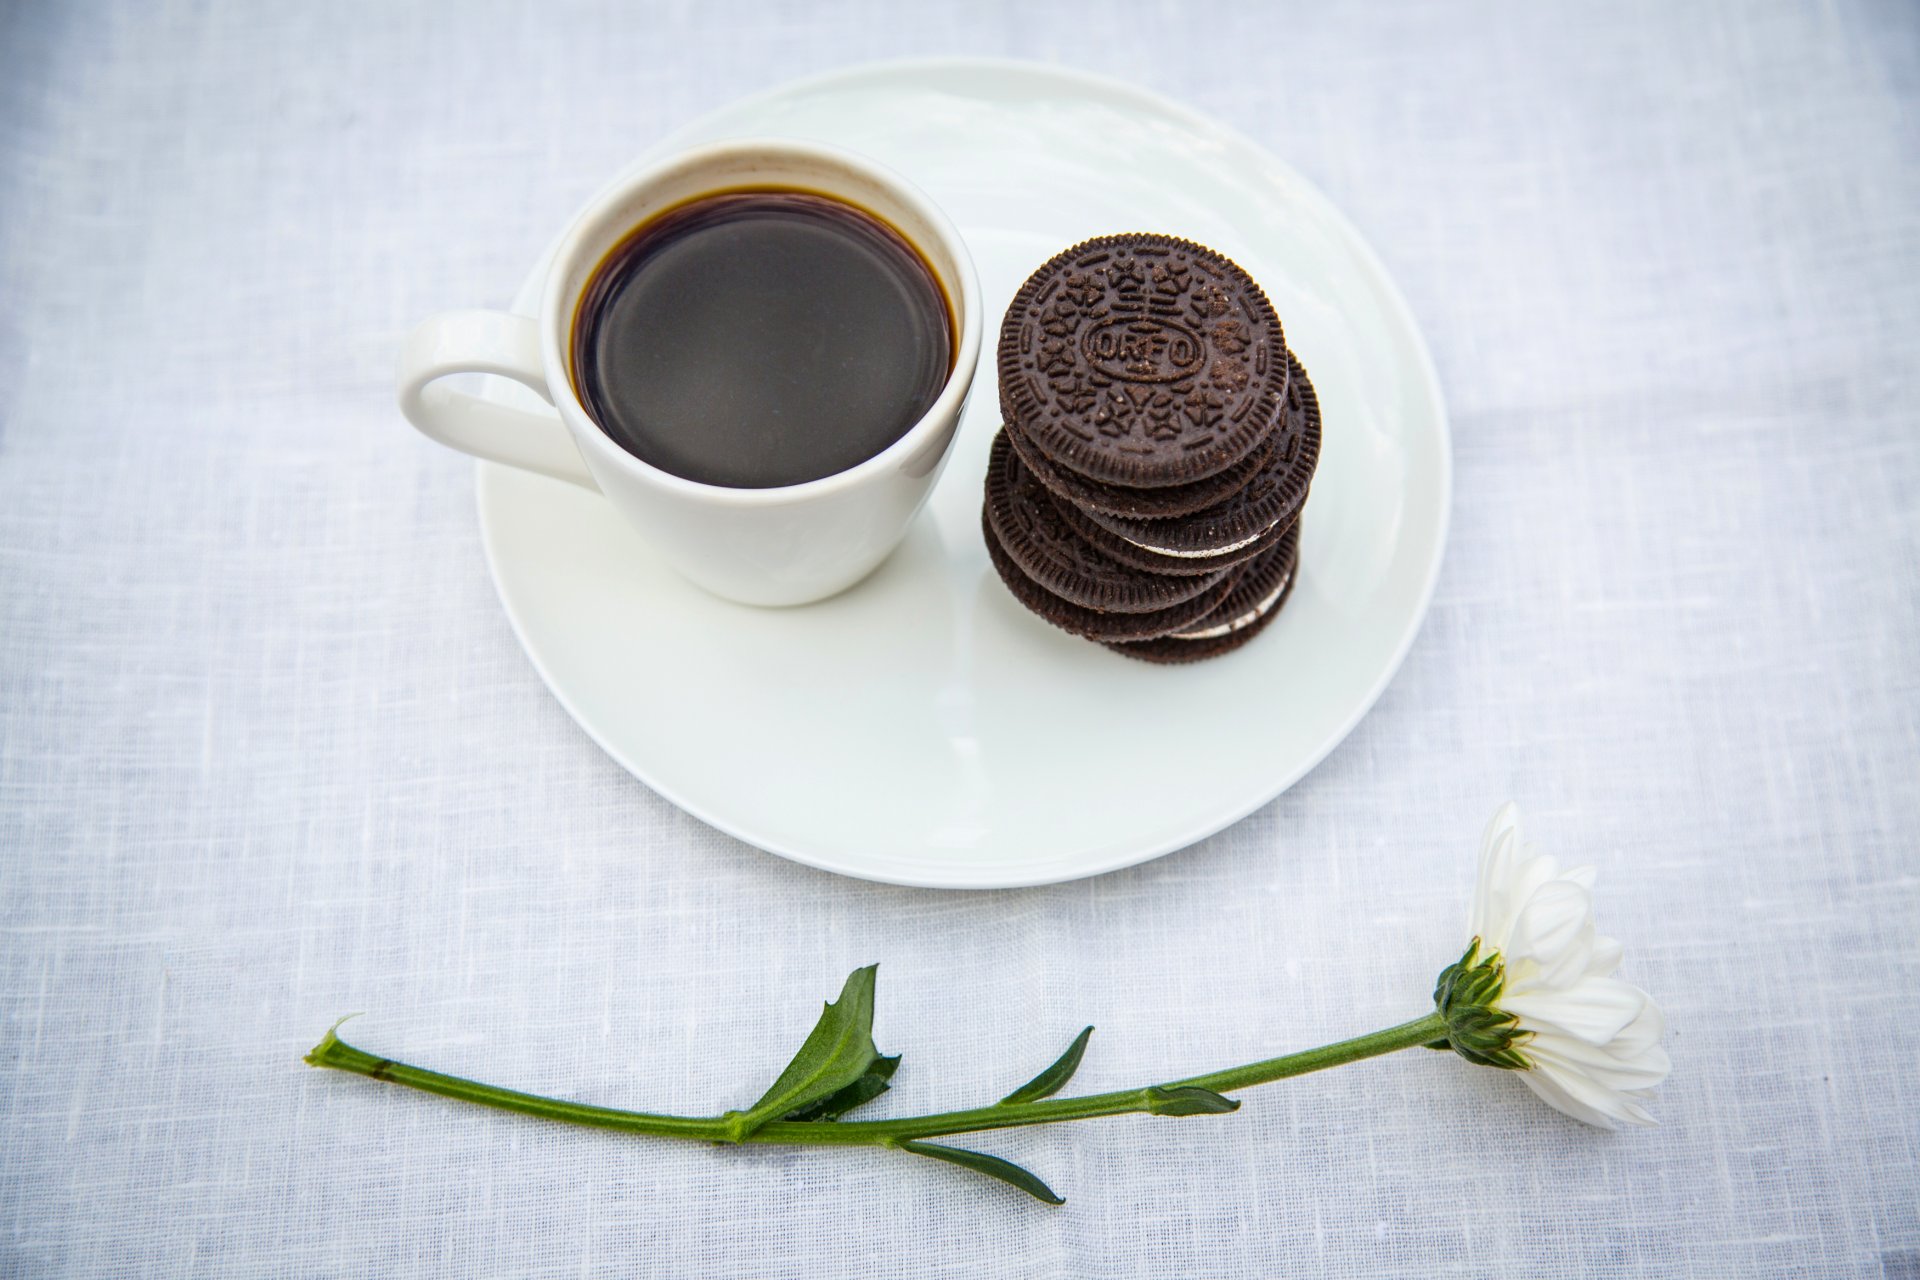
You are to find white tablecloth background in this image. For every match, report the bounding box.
[3,2,1916,1275]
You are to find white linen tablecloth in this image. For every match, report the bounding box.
[3,1,1916,1275]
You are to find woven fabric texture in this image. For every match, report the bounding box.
[2,1,1916,1275]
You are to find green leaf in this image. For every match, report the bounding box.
[781,1053,900,1122]
[897,1139,1065,1205]
[1143,1085,1240,1117]
[1000,1026,1094,1105]
[730,965,888,1140]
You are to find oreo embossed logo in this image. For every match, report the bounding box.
[995,233,1291,488]
[1081,318,1205,383]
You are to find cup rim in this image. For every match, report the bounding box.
[537,137,982,507]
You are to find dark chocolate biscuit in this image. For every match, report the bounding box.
[1104,524,1301,664]
[997,234,1290,489]
[982,508,1246,643]
[1170,521,1301,636]
[1105,578,1289,663]
[983,432,1226,613]
[1081,352,1319,557]
[1051,484,1290,577]
[1005,417,1278,519]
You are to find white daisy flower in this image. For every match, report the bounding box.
[1434,803,1670,1129]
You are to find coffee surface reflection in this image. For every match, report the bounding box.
[572,189,953,489]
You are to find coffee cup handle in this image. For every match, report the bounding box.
[396,310,600,490]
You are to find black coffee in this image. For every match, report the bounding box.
[572,189,952,489]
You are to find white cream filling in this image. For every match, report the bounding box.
[1123,514,1285,559]
[1168,565,1294,641]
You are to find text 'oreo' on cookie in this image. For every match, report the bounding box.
[997,234,1291,490]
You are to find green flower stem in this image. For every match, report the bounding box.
[307,1012,1447,1148]
[1169,1013,1448,1097]
[307,1027,732,1141]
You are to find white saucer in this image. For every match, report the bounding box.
[473,59,1450,888]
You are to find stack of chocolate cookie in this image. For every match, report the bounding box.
[983,234,1320,662]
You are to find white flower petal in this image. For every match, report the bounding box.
[1619,1098,1656,1126]
[1517,1064,1628,1129]
[1584,934,1624,979]
[1560,865,1598,891]
[1606,995,1667,1058]
[1469,803,1524,940]
[1505,975,1646,1046]
[1507,879,1595,986]
[1496,853,1563,946]
[1526,1052,1658,1128]
[1526,1029,1671,1092]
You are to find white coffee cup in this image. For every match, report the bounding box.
[396,139,981,606]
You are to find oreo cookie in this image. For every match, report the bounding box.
[1005,418,1277,519]
[984,231,1320,664]
[1104,523,1301,664]
[1049,483,1288,577]
[997,234,1290,489]
[1079,353,1319,558]
[982,508,1245,642]
[983,431,1226,614]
